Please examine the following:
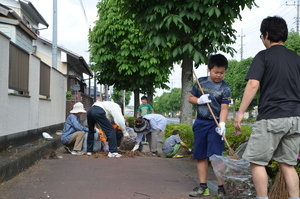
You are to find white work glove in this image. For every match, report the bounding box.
[216,122,226,140]
[131,144,139,152]
[197,94,211,104]
[123,131,129,137]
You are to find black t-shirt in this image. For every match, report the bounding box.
[246,45,300,120]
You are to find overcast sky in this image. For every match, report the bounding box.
[29,0,299,100]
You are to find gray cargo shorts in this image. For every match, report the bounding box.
[243,117,300,166]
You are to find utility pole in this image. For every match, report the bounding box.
[238,29,245,61]
[286,0,300,33]
[52,0,57,69]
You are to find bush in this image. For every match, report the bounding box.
[224,121,252,153]
[266,154,300,183]
[164,123,194,148]
[124,116,136,127]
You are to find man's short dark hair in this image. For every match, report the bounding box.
[141,96,148,100]
[260,16,288,42]
[172,130,180,135]
[208,54,228,70]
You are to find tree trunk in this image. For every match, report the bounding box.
[232,99,236,118]
[134,88,140,117]
[180,58,194,125]
[147,90,153,107]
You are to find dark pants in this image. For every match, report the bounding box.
[116,130,123,147]
[87,106,117,153]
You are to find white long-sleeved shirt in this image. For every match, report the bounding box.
[143,114,167,132]
[135,114,167,144]
[93,101,126,133]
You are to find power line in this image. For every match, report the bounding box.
[79,0,89,28]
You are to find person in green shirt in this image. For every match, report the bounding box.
[136,96,154,117]
[136,96,154,145]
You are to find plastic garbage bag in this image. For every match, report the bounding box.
[42,132,53,139]
[210,142,255,198]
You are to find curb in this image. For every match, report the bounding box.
[0,135,62,184]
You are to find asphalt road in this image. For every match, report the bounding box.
[0,145,219,199]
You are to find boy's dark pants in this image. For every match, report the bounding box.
[87,106,118,153]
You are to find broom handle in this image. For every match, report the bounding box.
[192,70,232,151]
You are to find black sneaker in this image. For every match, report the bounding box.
[218,188,226,198]
[64,146,72,154]
[189,186,210,197]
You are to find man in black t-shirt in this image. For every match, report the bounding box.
[234,16,300,199]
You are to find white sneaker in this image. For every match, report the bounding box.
[108,152,122,158]
[87,152,92,156]
[71,151,77,155]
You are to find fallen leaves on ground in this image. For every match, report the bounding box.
[93,150,161,158]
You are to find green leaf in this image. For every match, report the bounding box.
[208,7,214,17]
[154,36,161,47]
[214,7,221,17]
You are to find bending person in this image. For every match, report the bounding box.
[133,114,167,156]
[87,101,128,158]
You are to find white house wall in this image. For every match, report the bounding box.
[35,39,68,74]
[0,32,67,137]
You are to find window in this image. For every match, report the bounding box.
[39,61,50,98]
[9,43,29,95]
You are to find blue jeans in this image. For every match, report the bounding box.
[87,106,117,153]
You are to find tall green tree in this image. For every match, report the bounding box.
[225,58,259,117]
[153,88,181,114]
[112,90,132,106]
[120,0,257,124]
[88,0,171,115]
[224,59,239,116]
[285,30,300,55]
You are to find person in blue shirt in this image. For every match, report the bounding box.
[61,102,88,155]
[188,54,231,198]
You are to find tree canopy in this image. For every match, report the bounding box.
[285,30,300,55]
[88,0,172,98]
[120,0,257,124]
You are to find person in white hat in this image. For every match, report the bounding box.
[61,102,88,155]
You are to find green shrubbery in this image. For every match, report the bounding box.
[224,121,252,153]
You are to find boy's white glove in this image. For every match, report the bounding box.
[197,94,211,104]
[131,144,139,152]
[216,122,226,140]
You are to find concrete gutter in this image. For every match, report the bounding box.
[0,135,62,184]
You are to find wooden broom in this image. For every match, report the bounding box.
[192,70,239,159]
[268,170,289,199]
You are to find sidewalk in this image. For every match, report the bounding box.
[0,135,219,199]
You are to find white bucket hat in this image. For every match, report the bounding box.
[70,102,86,113]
